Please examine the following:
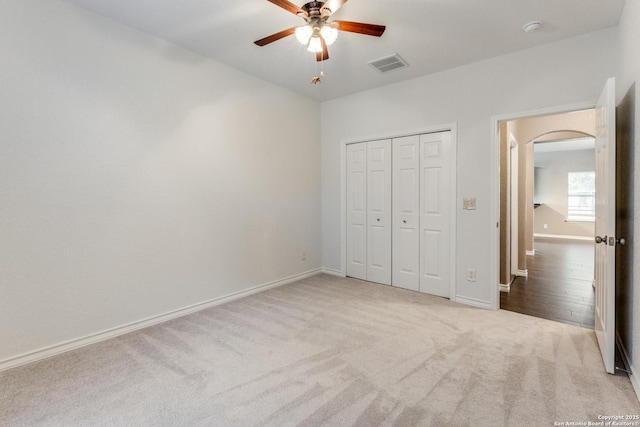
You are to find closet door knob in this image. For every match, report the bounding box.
[595,235,607,244]
[403,220,407,224]
[377,218,380,222]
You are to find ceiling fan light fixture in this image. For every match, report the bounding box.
[255,0,386,63]
[295,25,313,44]
[320,25,338,45]
[307,36,323,53]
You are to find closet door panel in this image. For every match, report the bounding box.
[393,135,420,291]
[346,143,367,280]
[366,139,391,285]
[420,132,451,297]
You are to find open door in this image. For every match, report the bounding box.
[594,77,616,374]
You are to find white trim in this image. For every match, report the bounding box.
[517,269,528,278]
[491,101,596,311]
[526,250,535,256]
[491,101,595,124]
[341,123,458,301]
[616,331,640,403]
[0,269,322,373]
[341,123,457,146]
[448,126,458,303]
[340,133,347,277]
[455,295,492,309]
[490,116,501,310]
[534,233,593,241]
[321,267,344,277]
[500,274,516,292]
[510,140,519,278]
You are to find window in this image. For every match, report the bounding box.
[567,171,595,222]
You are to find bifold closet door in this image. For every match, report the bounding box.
[346,143,367,280]
[366,139,391,285]
[349,132,451,295]
[346,140,392,285]
[420,131,451,297]
[392,135,420,291]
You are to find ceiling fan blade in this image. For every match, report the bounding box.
[316,37,329,61]
[267,0,306,16]
[333,20,386,37]
[254,27,297,46]
[320,0,348,15]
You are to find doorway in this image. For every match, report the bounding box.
[496,109,597,328]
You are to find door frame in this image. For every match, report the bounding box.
[490,101,596,310]
[340,123,458,301]
[509,134,519,278]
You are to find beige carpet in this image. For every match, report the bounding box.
[1,274,639,426]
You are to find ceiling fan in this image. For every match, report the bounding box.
[254,0,386,62]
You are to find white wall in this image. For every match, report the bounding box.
[0,0,321,364]
[533,149,595,238]
[321,28,617,307]
[616,0,640,396]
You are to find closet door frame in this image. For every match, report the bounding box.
[340,124,458,301]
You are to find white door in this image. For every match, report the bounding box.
[392,135,420,291]
[346,143,367,280]
[367,139,392,285]
[594,77,616,374]
[420,132,451,297]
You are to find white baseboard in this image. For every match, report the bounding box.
[321,267,344,277]
[0,269,322,373]
[500,274,517,292]
[517,269,528,278]
[454,295,492,309]
[526,250,535,256]
[534,233,593,241]
[616,330,640,403]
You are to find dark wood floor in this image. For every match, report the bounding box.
[500,238,595,329]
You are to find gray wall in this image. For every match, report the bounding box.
[321,28,617,308]
[533,149,595,238]
[0,0,322,365]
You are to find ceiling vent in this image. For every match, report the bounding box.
[368,54,408,73]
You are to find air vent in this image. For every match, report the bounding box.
[368,54,409,73]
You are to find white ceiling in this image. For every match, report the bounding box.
[66,0,626,101]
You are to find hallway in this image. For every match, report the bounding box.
[500,238,595,329]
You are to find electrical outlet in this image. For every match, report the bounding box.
[301,250,306,260]
[544,224,548,229]
[467,269,477,282]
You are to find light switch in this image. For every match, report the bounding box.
[463,197,477,210]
